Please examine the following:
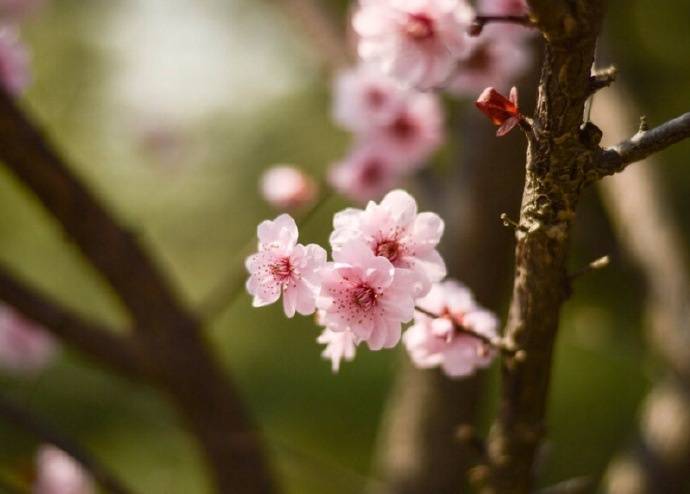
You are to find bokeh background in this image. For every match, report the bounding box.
[0,0,689,492]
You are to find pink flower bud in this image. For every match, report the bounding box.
[260,166,317,211]
[0,27,29,95]
[0,305,56,375]
[475,86,521,136]
[34,445,94,494]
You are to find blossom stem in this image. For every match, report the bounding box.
[414,306,516,355]
[469,15,535,36]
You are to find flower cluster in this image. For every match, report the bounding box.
[352,0,532,93]
[328,65,444,203]
[246,190,500,378]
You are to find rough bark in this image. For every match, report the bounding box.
[592,87,690,494]
[483,1,605,492]
[0,89,275,494]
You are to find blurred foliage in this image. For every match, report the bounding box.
[0,0,688,492]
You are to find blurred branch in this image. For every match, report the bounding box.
[0,88,276,493]
[597,112,690,177]
[593,86,690,494]
[0,264,147,378]
[0,392,135,494]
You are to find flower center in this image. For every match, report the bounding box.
[405,13,435,41]
[270,257,293,282]
[375,239,401,263]
[390,114,417,141]
[366,87,386,109]
[360,159,384,186]
[352,283,378,311]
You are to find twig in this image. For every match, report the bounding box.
[0,392,135,494]
[469,15,536,36]
[568,255,610,282]
[0,264,146,378]
[597,112,690,176]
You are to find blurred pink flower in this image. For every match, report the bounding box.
[330,189,446,297]
[317,240,416,350]
[328,143,402,203]
[353,0,474,89]
[0,305,56,375]
[317,328,358,372]
[476,0,532,38]
[403,280,499,377]
[372,90,444,169]
[332,65,407,133]
[0,27,29,95]
[245,214,326,317]
[34,445,94,494]
[448,38,530,97]
[260,165,317,211]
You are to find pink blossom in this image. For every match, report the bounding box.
[317,327,358,372]
[476,0,532,38]
[403,280,499,377]
[332,64,407,133]
[0,27,29,95]
[448,39,530,97]
[328,143,403,203]
[317,240,416,350]
[34,445,94,494]
[260,165,317,211]
[330,189,446,297]
[353,0,475,90]
[245,214,326,318]
[371,90,444,169]
[0,305,56,375]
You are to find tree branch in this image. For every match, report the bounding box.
[597,112,690,176]
[0,264,146,378]
[0,392,136,494]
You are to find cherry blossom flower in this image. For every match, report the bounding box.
[475,86,521,136]
[34,445,94,494]
[328,143,402,203]
[353,0,475,90]
[448,39,530,97]
[0,305,56,375]
[260,165,317,211]
[245,214,326,318]
[330,189,446,297]
[317,327,358,372]
[403,280,499,377]
[0,27,29,95]
[476,0,532,39]
[371,90,444,169]
[332,64,407,133]
[317,240,416,350]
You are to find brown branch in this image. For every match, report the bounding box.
[482,1,606,493]
[0,264,146,378]
[597,112,690,176]
[0,392,135,494]
[469,15,535,36]
[0,89,276,492]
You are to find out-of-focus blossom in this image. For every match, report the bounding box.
[330,189,446,297]
[0,26,29,95]
[448,39,529,96]
[372,91,444,169]
[353,0,474,89]
[403,280,499,377]
[332,65,407,133]
[260,165,318,211]
[476,0,532,38]
[0,0,45,20]
[328,143,402,203]
[0,305,56,375]
[34,445,94,494]
[317,327,358,372]
[245,214,327,317]
[317,240,416,350]
[475,86,521,136]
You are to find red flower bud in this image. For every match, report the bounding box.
[475,86,521,136]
